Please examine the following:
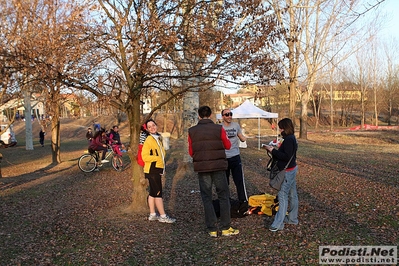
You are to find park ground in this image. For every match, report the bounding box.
[0,118,398,265]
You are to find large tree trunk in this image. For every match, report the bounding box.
[287,48,298,121]
[47,83,62,164]
[182,90,199,163]
[50,115,61,164]
[163,102,168,133]
[287,0,299,122]
[125,97,148,214]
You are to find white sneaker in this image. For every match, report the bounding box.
[101,159,109,163]
[148,214,159,221]
[158,215,176,223]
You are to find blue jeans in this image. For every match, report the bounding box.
[271,166,299,230]
[198,171,231,232]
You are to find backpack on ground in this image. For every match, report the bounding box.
[230,199,249,218]
[248,193,279,216]
[212,198,249,218]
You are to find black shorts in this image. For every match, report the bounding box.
[145,162,163,198]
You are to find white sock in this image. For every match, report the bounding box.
[160,214,166,218]
[150,213,156,217]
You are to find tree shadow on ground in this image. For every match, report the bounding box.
[0,163,76,192]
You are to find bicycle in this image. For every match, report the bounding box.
[78,145,123,173]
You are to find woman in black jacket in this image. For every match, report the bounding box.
[264,118,298,232]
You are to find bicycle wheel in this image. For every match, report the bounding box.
[112,154,123,171]
[78,154,97,172]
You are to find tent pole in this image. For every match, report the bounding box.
[258,117,260,150]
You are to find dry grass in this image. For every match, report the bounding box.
[0,118,398,265]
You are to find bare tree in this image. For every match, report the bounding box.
[269,0,384,138]
[61,0,212,213]
[382,38,399,125]
[174,0,283,164]
[368,40,384,127]
[351,40,386,128]
[3,0,282,212]
[61,0,282,213]
[299,0,384,137]
[1,1,36,150]
[1,0,94,161]
[267,0,302,121]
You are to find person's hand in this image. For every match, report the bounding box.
[264,145,274,153]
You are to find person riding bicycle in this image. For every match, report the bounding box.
[107,125,126,157]
[88,127,109,164]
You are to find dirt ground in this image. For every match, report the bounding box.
[0,118,398,265]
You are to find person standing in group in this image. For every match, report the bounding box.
[86,128,93,143]
[263,118,298,232]
[142,119,176,224]
[39,129,46,147]
[221,109,248,203]
[88,128,109,164]
[188,106,239,238]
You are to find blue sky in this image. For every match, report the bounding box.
[379,0,399,41]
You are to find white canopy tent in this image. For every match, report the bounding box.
[217,100,279,149]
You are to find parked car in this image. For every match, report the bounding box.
[0,124,17,147]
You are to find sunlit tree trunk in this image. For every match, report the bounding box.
[163,101,168,133]
[271,0,301,122]
[23,90,34,150]
[182,89,199,163]
[299,89,309,139]
[370,42,380,127]
[288,1,299,122]
[329,82,334,131]
[49,91,61,163]
[312,89,321,130]
[50,116,60,163]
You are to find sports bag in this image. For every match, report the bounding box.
[248,193,279,216]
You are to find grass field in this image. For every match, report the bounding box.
[0,118,398,265]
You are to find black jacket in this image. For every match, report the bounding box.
[271,134,297,170]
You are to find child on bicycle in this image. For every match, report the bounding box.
[88,128,109,164]
[108,125,126,157]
